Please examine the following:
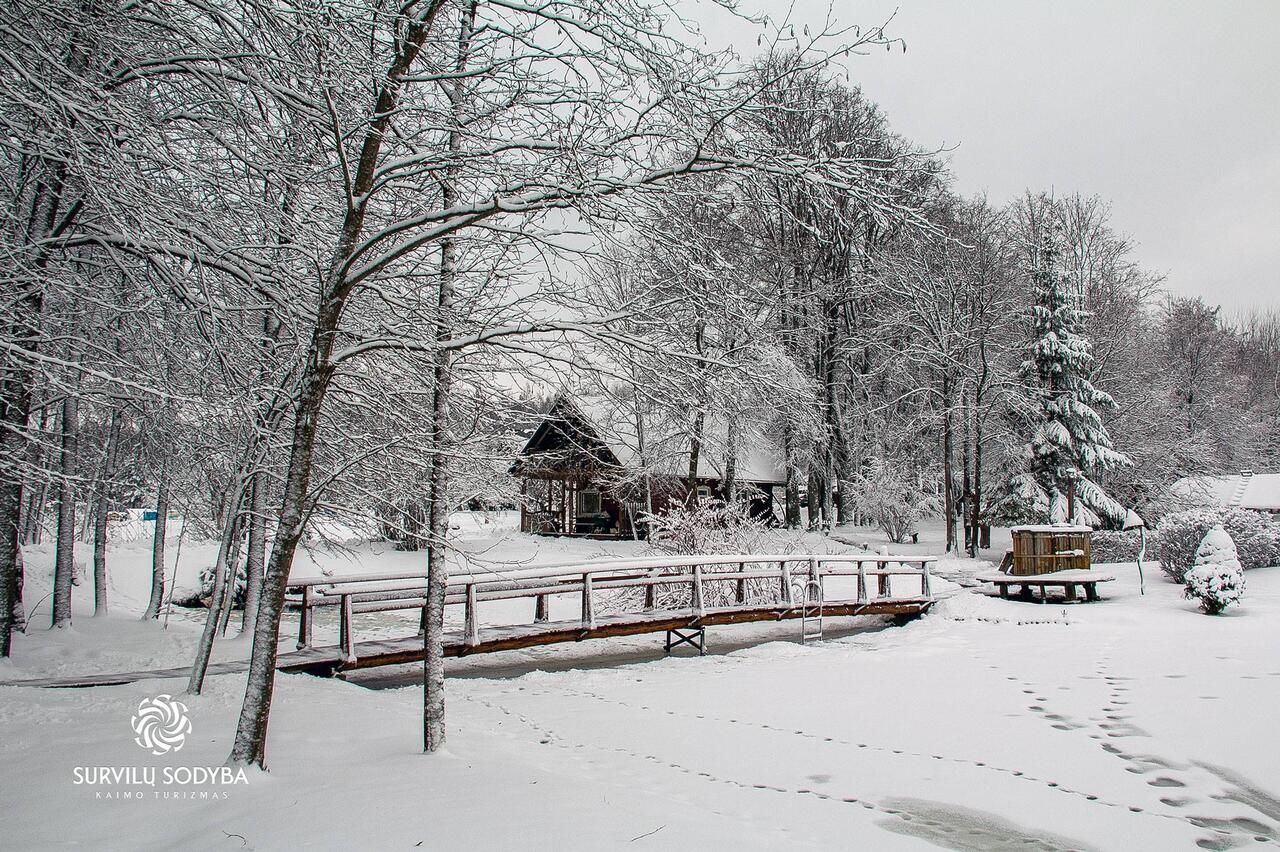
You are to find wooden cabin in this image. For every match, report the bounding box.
[510,397,786,538]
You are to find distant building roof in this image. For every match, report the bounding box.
[1170,471,1280,512]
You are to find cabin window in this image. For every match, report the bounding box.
[577,489,602,514]
[696,486,711,502]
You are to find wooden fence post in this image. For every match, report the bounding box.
[535,593,549,623]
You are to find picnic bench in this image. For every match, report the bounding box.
[976,568,1116,603]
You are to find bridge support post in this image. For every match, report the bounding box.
[465,583,479,647]
[297,586,314,650]
[665,627,705,656]
[581,573,596,631]
[339,594,356,665]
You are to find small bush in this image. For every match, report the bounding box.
[644,499,771,556]
[1183,525,1245,615]
[1090,529,1144,564]
[1155,508,1280,582]
[629,500,783,611]
[850,461,941,544]
[197,561,246,608]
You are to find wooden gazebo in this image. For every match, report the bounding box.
[510,397,785,539]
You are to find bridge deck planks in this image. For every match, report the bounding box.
[0,596,932,687]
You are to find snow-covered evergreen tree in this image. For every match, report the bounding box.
[1184,524,1245,614]
[1012,227,1131,526]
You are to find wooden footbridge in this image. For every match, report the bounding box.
[284,553,937,675]
[1,553,937,688]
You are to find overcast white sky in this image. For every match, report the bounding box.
[706,1,1280,315]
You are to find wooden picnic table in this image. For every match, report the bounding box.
[976,568,1116,603]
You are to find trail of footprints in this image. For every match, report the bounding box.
[984,647,1280,850]
[465,650,1280,850]
[463,690,1090,849]
[463,681,1224,844]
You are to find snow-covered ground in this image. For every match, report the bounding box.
[3,518,1279,850]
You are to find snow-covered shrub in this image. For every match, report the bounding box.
[1156,508,1280,582]
[850,461,940,544]
[644,499,771,556]
[620,500,780,611]
[1183,525,1245,615]
[195,562,246,608]
[1090,529,1144,564]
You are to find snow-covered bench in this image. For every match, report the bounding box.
[976,568,1116,603]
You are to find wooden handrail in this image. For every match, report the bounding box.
[291,553,940,651]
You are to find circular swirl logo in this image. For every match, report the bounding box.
[131,694,192,755]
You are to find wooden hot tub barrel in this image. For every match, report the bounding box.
[1009,525,1092,576]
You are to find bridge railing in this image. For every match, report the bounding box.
[286,553,938,663]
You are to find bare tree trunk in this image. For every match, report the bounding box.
[11,548,24,633]
[92,408,121,616]
[217,514,245,636]
[189,486,247,695]
[52,394,79,628]
[784,429,801,528]
[961,400,972,554]
[969,343,989,558]
[18,405,48,545]
[230,1,453,768]
[685,314,707,507]
[143,473,168,620]
[240,472,266,634]
[686,408,705,506]
[941,376,956,554]
[723,416,738,504]
[1,168,67,655]
[424,0,476,754]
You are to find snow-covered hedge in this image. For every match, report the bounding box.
[1090,529,1144,564]
[1155,508,1280,583]
[1183,525,1245,615]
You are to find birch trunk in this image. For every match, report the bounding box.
[424,0,476,754]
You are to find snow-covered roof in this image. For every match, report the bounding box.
[519,394,787,485]
[1171,472,1280,512]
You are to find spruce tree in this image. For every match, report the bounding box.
[1013,227,1131,526]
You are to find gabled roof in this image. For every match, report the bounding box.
[514,394,786,485]
[1171,471,1280,512]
